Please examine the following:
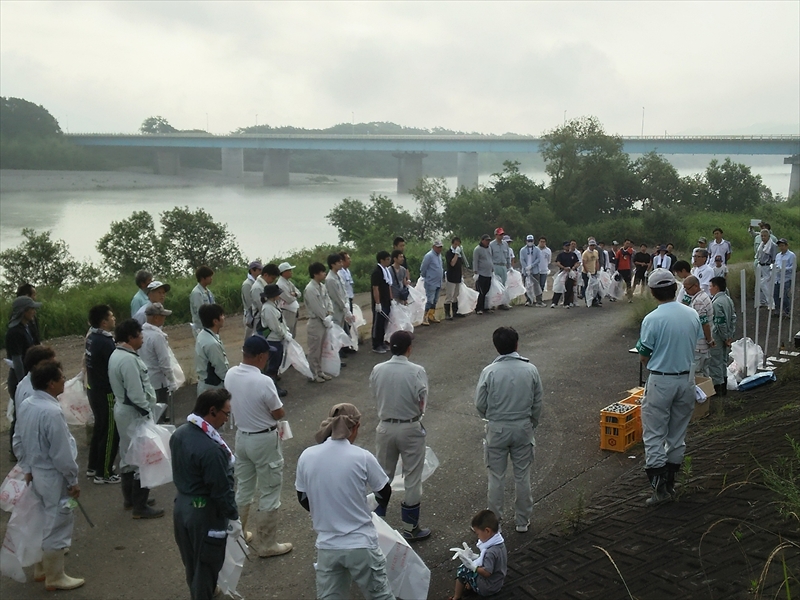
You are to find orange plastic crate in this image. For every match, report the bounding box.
[600,402,641,452]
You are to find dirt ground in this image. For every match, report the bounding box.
[0,283,796,600]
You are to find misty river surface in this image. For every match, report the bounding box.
[0,163,791,267]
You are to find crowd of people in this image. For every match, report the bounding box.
[4,219,795,599]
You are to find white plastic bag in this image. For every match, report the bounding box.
[597,270,613,297]
[457,283,479,314]
[128,419,173,488]
[524,275,542,302]
[552,270,567,294]
[729,338,764,379]
[279,338,314,379]
[168,347,185,389]
[320,324,351,378]
[0,466,27,512]
[407,280,427,326]
[57,371,93,426]
[505,269,526,302]
[584,274,602,307]
[370,513,431,600]
[0,484,45,582]
[348,304,366,351]
[608,272,625,301]
[384,301,414,342]
[217,533,249,598]
[486,275,509,309]
[390,447,440,492]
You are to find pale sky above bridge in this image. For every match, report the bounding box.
[1,1,798,137]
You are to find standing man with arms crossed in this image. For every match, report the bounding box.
[224,336,292,557]
[296,403,395,600]
[241,261,262,340]
[305,262,335,382]
[635,269,703,505]
[473,234,494,315]
[476,327,543,533]
[420,240,444,325]
[277,262,302,337]
[444,237,468,319]
[370,331,432,541]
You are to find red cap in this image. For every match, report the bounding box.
[494,227,505,236]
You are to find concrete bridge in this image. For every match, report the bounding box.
[66,133,800,195]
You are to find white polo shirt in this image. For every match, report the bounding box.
[224,363,282,432]
[691,264,715,295]
[295,438,389,550]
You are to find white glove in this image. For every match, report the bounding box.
[449,542,479,571]
[323,315,333,329]
[345,312,356,324]
[454,246,463,256]
[227,518,243,539]
[284,331,293,341]
[460,554,479,572]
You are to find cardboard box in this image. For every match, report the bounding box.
[692,376,715,421]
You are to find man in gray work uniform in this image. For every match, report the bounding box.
[489,228,512,310]
[370,330,431,542]
[476,327,543,533]
[473,234,494,314]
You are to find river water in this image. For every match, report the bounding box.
[0,161,791,268]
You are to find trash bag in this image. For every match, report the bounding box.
[407,280,427,326]
[738,370,776,391]
[0,466,26,512]
[524,275,542,302]
[128,419,173,488]
[457,283,479,314]
[58,371,94,426]
[608,276,625,301]
[552,270,567,294]
[505,269,526,301]
[729,338,764,379]
[168,347,185,389]
[584,274,602,307]
[0,484,45,582]
[486,275,509,309]
[279,338,314,379]
[597,270,613,297]
[320,324,351,378]
[385,300,414,342]
[370,513,431,600]
[390,447,440,492]
[217,533,249,599]
[348,304,367,351]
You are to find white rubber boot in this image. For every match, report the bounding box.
[43,549,84,591]
[239,503,253,544]
[255,509,293,557]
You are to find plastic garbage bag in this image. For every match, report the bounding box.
[729,338,764,379]
[384,300,415,342]
[738,370,776,391]
[57,371,94,426]
[0,484,45,582]
[584,274,602,307]
[320,324,351,378]
[597,270,613,297]
[608,275,625,301]
[217,533,249,599]
[279,338,314,379]
[128,419,173,488]
[348,304,366,351]
[390,447,439,492]
[370,513,431,600]
[486,275,509,309]
[524,275,542,302]
[407,280,427,326]
[0,466,26,512]
[552,270,567,294]
[457,283,479,314]
[168,347,185,389]
[505,269,526,301]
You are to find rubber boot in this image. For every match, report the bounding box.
[121,471,134,510]
[34,560,45,582]
[132,478,164,519]
[268,374,288,398]
[43,549,84,591]
[374,503,387,517]
[239,503,254,544]
[453,301,465,317]
[429,309,441,323]
[422,310,430,326]
[401,502,432,542]
[444,303,452,320]
[254,509,293,557]
[645,467,672,506]
[666,462,681,497]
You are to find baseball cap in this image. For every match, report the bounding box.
[612,240,619,245]
[526,235,535,241]
[698,237,707,243]
[432,240,443,247]
[778,238,788,244]
[494,227,505,236]
[588,238,597,246]
[243,335,271,355]
[147,281,171,292]
[502,235,512,243]
[278,262,295,273]
[145,302,172,316]
[481,234,491,241]
[249,260,263,270]
[648,268,676,288]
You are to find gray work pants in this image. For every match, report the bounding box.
[315,547,395,600]
[694,350,710,378]
[307,318,326,377]
[641,373,695,469]
[234,429,283,512]
[31,467,74,551]
[709,338,728,386]
[375,421,425,506]
[283,309,298,337]
[484,420,534,528]
[173,494,227,600]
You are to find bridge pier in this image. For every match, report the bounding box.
[221,148,244,179]
[457,152,479,189]
[155,150,180,176]
[785,155,800,198]
[263,149,290,186]
[394,152,427,193]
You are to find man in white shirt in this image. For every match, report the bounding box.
[518,235,541,307]
[241,261,262,340]
[132,280,170,325]
[690,249,715,295]
[225,335,292,558]
[774,238,796,317]
[535,237,552,301]
[708,228,732,265]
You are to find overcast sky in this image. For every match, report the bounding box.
[1,1,798,137]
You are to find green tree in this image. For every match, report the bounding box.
[410,177,450,241]
[0,97,62,139]
[488,160,546,211]
[96,211,162,276]
[326,194,418,251]
[0,228,93,294]
[140,116,178,134]
[700,158,766,213]
[158,207,243,274]
[633,151,682,209]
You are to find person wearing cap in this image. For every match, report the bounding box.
[6,294,42,458]
[581,239,602,307]
[773,238,795,317]
[305,262,335,382]
[709,276,736,396]
[635,269,703,506]
[473,234,494,315]
[708,228,732,265]
[259,283,290,396]
[250,263,280,326]
[109,318,164,519]
[371,251,393,353]
[490,228,512,310]
[712,255,728,279]
[652,245,671,272]
[224,335,292,558]
[444,237,468,319]
[277,262,302,338]
[519,235,542,307]
[85,305,120,483]
[551,242,579,308]
[420,240,444,325]
[189,266,215,338]
[295,403,394,600]
[615,239,635,302]
[680,276,714,378]
[503,234,516,268]
[691,249,715,296]
[370,331,432,542]
[195,303,229,397]
[755,229,779,308]
[609,241,620,273]
[130,270,152,317]
[692,237,708,261]
[242,261,263,340]
[476,327,543,533]
[534,238,551,303]
[140,302,178,422]
[133,280,171,325]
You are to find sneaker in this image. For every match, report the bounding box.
[86,469,97,478]
[550,304,556,309]
[524,301,532,307]
[565,305,570,309]
[515,522,530,533]
[536,302,546,307]
[320,373,333,381]
[372,346,388,354]
[476,310,484,315]
[94,474,121,484]
[310,375,327,383]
